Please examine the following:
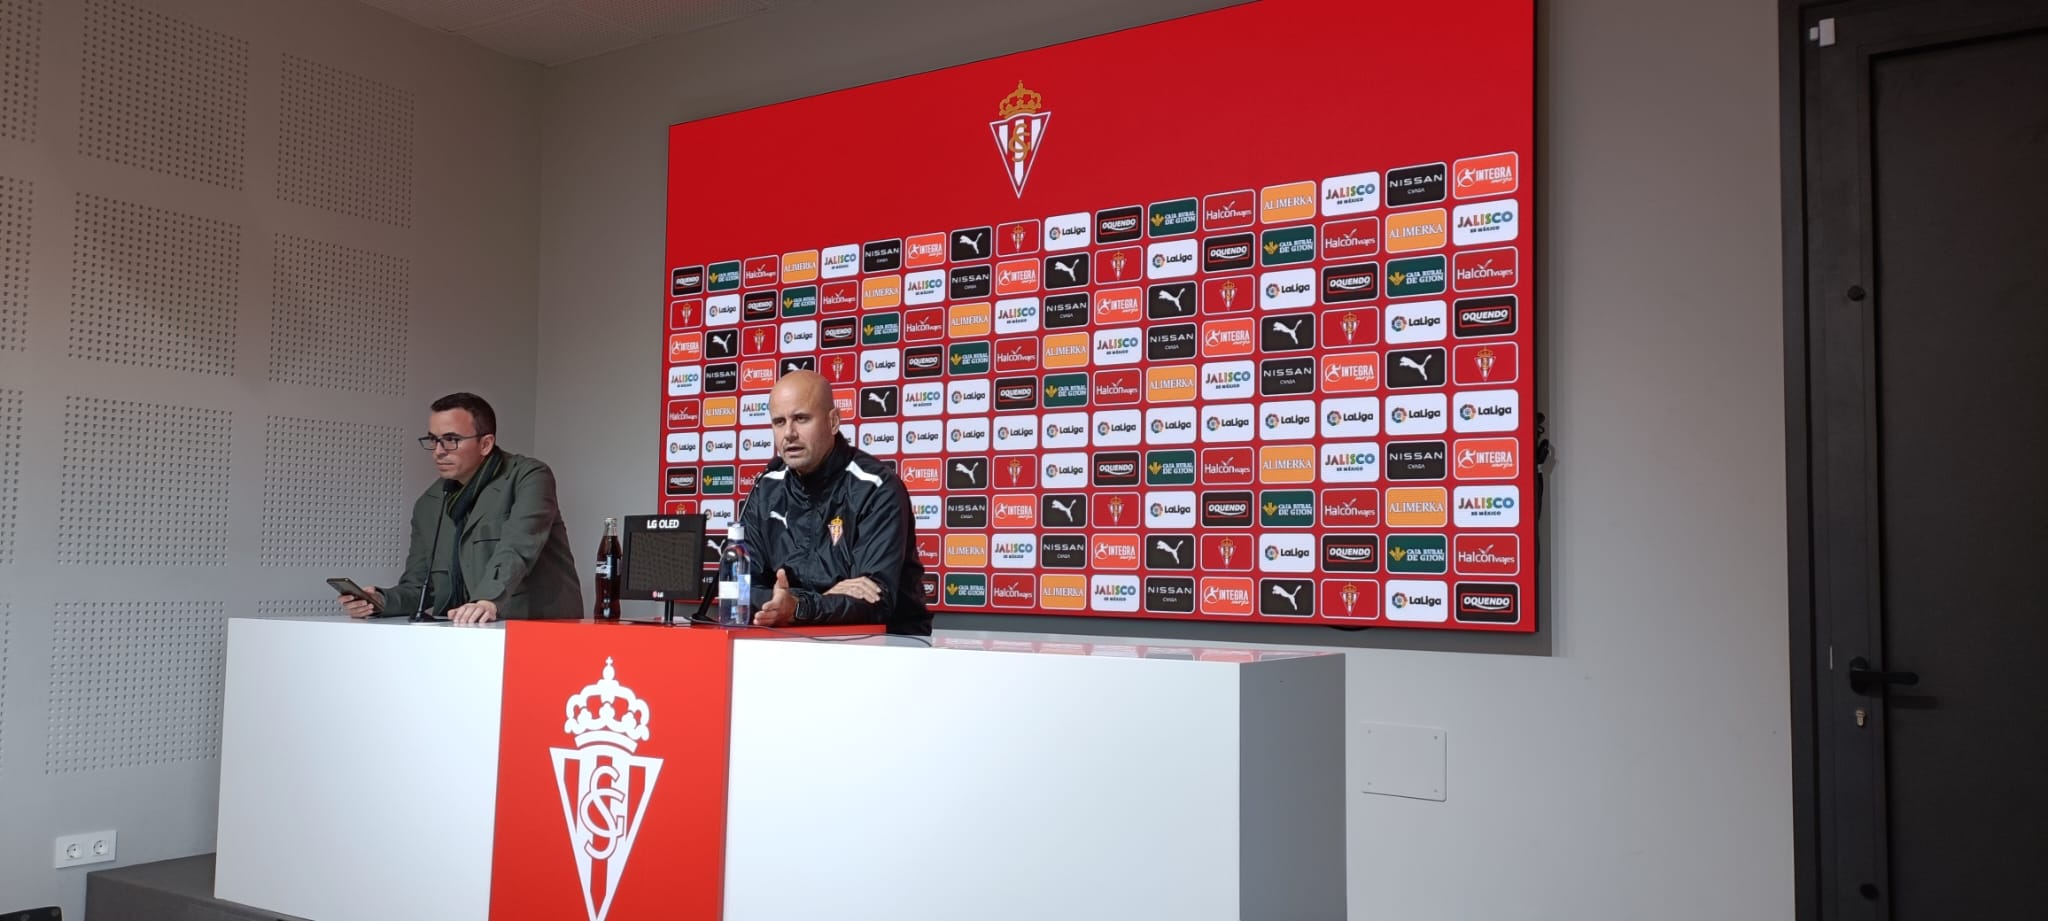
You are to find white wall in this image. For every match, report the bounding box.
[0,0,538,914]
[533,0,1792,919]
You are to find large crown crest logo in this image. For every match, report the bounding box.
[552,658,663,921]
[990,81,1051,197]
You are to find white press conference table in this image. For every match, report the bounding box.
[215,617,1346,921]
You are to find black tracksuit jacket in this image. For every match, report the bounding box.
[738,436,932,635]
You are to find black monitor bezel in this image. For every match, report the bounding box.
[619,513,709,603]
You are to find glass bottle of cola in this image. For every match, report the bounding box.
[593,517,622,620]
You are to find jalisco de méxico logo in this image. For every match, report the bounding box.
[990,81,1050,197]
[553,658,661,921]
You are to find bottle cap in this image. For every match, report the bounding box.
[728,523,745,541]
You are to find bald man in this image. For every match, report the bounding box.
[736,370,932,634]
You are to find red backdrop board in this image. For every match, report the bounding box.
[660,0,1537,631]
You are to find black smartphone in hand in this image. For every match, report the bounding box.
[326,577,378,603]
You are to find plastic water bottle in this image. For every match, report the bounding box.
[716,523,756,626]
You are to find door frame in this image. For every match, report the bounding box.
[1777,0,1815,915]
[1782,3,2048,919]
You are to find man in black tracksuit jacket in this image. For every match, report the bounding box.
[742,370,932,635]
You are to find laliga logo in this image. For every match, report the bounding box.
[990,81,1050,197]
[552,658,662,921]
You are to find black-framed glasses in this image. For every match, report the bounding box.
[418,433,487,451]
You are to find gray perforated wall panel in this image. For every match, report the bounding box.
[0,0,39,144]
[0,602,10,781]
[45,600,226,773]
[78,0,248,188]
[0,0,540,913]
[254,597,345,619]
[277,54,414,227]
[69,194,241,375]
[1,389,20,563]
[270,234,409,394]
[59,397,233,566]
[261,415,408,568]
[0,174,27,351]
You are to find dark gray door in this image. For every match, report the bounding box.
[1791,2,2048,919]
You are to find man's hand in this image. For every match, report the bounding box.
[754,568,797,627]
[338,586,385,619]
[447,599,499,624]
[825,576,882,604]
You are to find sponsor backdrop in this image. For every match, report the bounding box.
[659,0,1535,631]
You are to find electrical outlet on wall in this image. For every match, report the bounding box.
[53,829,117,868]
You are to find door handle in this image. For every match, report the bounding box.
[1847,656,1919,695]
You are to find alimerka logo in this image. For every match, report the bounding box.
[552,658,662,921]
[990,81,1051,197]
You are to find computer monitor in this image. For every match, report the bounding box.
[620,513,708,603]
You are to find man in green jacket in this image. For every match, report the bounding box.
[337,393,583,623]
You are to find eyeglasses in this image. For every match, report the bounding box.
[418,433,488,451]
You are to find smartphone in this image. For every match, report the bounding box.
[327,577,378,604]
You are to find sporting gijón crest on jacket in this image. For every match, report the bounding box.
[738,435,933,634]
